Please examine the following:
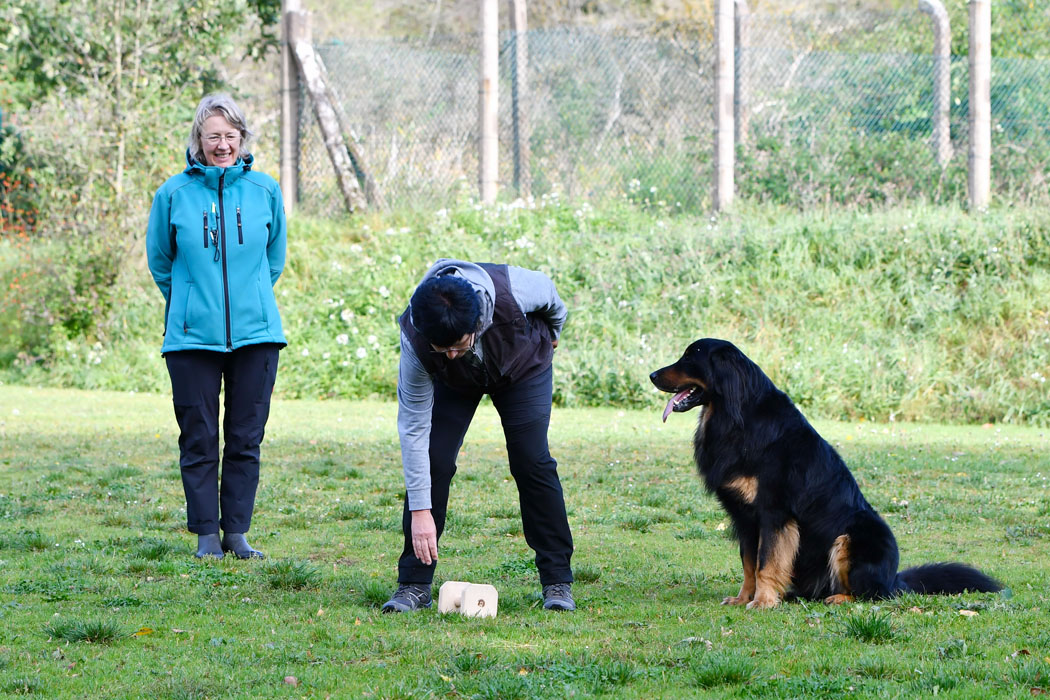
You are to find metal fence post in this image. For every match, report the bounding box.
[714,0,735,212]
[968,0,991,209]
[918,0,951,168]
[280,0,301,215]
[734,0,750,150]
[479,0,499,205]
[509,0,531,199]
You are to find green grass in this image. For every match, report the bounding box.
[0,384,1048,698]
[5,201,1050,427]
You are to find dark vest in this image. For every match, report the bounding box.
[398,263,554,392]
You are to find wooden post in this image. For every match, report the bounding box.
[280,0,301,214]
[919,0,951,168]
[714,0,735,212]
[734,0,750,149]
[289,10,367,213]
[479,0,498,204]
[968,0,990,209]
[509,0,531,199]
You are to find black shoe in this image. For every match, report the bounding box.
[542,582,576,611]
[195,533,224,559]
[381,583,433,613]
[221,532,265,559]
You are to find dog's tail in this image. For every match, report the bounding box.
[896,563,1002,595]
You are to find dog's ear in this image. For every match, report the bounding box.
[709,345,757,427]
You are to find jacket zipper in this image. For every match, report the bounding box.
[218,173,233,350]
[202,211,209,248]
[236,207,243,244]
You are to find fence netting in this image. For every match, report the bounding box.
[297,9,1050,214]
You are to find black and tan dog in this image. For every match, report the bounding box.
[650,338,1001,609]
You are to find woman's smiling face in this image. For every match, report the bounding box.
[200,115,241,167]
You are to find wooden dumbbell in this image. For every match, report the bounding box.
[437,581,498,618]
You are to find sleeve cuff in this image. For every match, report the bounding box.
[407,488,432,511]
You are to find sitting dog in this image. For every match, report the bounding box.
[650,338,1001,609]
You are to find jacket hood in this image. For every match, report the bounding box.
[184,149,254,190]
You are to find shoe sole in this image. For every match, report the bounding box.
[223,549,265,559]
[381,600,433,613]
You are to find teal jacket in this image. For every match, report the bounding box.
[146,152,287,353]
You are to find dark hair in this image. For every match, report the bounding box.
[410,275,480,347]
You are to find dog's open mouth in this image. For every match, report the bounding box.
[662,387,698,422]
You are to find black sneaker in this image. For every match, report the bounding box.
[542,582,576,611]
[381,583,433,613]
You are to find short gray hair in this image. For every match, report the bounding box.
[187,93,254,165]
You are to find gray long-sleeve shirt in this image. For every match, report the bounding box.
[397,259,567,510]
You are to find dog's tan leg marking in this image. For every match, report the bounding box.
[724,476,759,504]
[823,535,853,604]
[747,520,800,610]
[824,534,852,603]
[722,553,756,605]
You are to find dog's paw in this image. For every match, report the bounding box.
[823,594,854,605]
[745,595,781,610]
[721,595,752,606]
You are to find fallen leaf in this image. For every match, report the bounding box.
[1013,649,1032,658]
[284,676,298,687]
[518,668,529,676]
[134,627,153,636]
[316,607,324,617]
[171,628,186,634]
[908,607,923,613]
[959,610,978,617]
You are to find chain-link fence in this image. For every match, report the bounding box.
[297,8,1050,214]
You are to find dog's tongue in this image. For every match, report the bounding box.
[662,389,693,422]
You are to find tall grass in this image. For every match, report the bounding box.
[3,200,1049,424]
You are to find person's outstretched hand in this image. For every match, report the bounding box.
[411,509,439,565]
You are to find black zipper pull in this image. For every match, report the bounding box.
[236,207,243,244]
[202,211,209,248]
[210,202,219,261]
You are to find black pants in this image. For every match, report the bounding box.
[397,365,574,586]
[165,344,280,535]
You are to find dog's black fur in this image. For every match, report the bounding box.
[650,338,1001,608]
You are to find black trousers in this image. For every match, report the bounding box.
[397,365,574,586]
[165,344,280,535]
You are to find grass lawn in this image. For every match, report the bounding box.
[0,384,1047,698]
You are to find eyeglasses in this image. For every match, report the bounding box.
[204,132,241,145]
[429,332,476,357]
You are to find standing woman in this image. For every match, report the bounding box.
[146,94,287,559]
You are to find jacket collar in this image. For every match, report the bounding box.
[184,149,254,190]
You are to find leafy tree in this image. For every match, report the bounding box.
[0,0,279,364]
